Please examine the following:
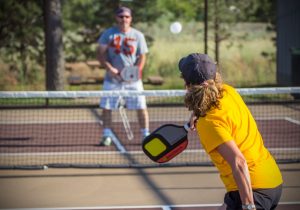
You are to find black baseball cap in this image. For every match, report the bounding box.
[178,53,217,85]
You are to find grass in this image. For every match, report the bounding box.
[142,22,276,89]
[219,38,276,87]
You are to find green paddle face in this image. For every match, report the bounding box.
[144,137,167,157]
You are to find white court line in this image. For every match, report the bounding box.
[285,117,300,125]
[3,202,300,210]
[0,118,183,124]
[255,116,300,125]
[0,151,140,157]
[0,150,202,157]
[0,120,102,125]
[1,116,300,125]
[0,204,221,210]
[1,148,299,157]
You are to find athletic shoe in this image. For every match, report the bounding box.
[100,136,112,146]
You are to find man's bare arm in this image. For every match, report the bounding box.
[135,54,146,79]
[216,140,255,206]
[97,45,119,76]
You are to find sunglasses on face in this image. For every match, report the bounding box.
[118,15,131,19]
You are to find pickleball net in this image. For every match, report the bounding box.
[0,87,300,169]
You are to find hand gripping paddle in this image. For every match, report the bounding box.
[142,123,190,163]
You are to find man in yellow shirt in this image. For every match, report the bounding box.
[178,53,283,210]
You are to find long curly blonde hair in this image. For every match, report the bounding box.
[184,72,224,118]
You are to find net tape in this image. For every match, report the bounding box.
[1,87,300,98]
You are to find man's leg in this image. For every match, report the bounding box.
[99,80,119,146]
[103,108,112,129]
[100,108,113,146]
[126,80,149,139]
[137,108,150,138]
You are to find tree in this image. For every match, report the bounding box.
[0,0,44,86]
[44,0,64,90]
[157,0,204,22]
[0,0,277,90]
[207,0,276,63]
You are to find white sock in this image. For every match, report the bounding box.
[141,128,150,137]
[103,128,112,137]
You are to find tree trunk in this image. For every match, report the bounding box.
[44,0,64,90]
[214,0,220,63]
[204,0,208,54]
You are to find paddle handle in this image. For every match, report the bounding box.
[183,122,190,132]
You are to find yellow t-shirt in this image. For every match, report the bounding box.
[196,84,283,191]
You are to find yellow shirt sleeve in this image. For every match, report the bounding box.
[197,114,233,153]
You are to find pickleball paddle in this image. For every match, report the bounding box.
[120,66,139,82]
[142,123,190,163]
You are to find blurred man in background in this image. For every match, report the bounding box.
[97,6,149,146]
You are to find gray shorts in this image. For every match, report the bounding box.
[224,184,282,210]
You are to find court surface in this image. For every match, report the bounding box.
[0,99,299,209]
[1,104,299,167]
[0,164,300,210]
